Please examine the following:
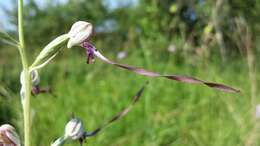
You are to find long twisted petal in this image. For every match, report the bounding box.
[93,50,239,93]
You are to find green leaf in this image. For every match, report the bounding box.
[0,30,19,47]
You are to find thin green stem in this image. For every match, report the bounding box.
[18,1,31,146]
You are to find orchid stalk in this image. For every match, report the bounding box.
[17,1,31,146]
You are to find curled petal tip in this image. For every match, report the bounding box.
[204,82,240,93]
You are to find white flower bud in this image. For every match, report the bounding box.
[67,21,93,48]
[0,124,21,146]
[64,118,85,140]
[20,70,40,86]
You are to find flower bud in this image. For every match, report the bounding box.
[67,21,93,48]
[64,118,85,140]
[0,124,21,146]
[20,70,40,86]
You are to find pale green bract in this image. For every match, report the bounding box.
[30,34,69,71]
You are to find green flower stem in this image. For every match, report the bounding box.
[18,1,31,146]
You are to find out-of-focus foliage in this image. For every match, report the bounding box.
[0,0,259,146]
[8,0,108,47]
[4,0,259,59]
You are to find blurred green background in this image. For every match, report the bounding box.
[0,0,260,146]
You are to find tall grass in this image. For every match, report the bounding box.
[0,45,256,145]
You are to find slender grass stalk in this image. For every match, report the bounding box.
[212,0,227,62]
[244,20,258,146]
[18,1,31,146]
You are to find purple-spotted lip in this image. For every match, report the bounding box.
[81,41,96,64]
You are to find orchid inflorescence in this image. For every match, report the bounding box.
[1,20,239,146]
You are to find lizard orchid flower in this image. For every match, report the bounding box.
[66,21,239,93]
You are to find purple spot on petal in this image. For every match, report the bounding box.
[82,41,96,64]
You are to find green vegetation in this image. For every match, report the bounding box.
[0,0,259,145]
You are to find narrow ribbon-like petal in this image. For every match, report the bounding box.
[92,49,239,93]
[81,41,239,92]
[84,82,148,138]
